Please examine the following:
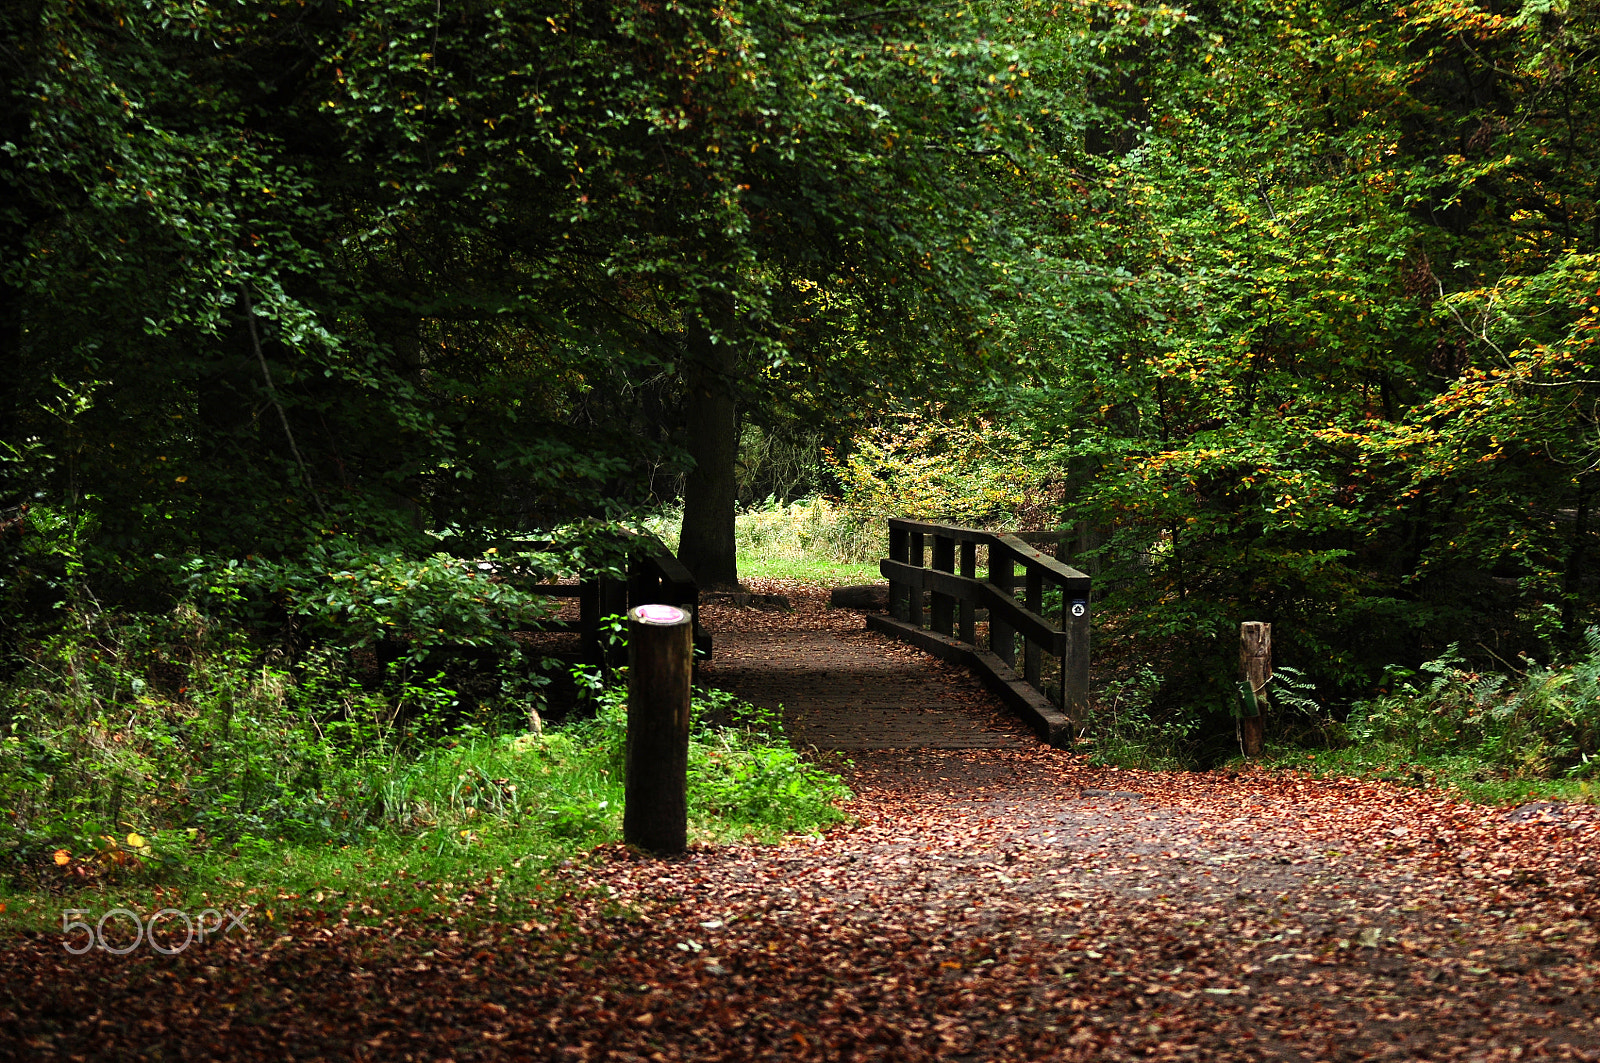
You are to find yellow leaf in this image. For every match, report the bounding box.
[126,832,146,848]
[53,849,71,866]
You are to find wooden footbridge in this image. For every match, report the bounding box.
[558,519,1091,752]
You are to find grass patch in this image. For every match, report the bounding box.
[1256,743,1600,806]
[0,607,851,937]
[738,556,881,584]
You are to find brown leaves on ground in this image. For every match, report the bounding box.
[5,582,1600,1060]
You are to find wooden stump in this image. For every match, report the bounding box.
[624,603,693,855]
[1239,622,1270,758]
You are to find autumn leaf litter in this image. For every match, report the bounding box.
[3,581,1600,1060]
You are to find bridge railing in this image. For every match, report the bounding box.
[518,533,710,667]
[868,518,1088,747]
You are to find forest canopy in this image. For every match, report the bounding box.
[3,0,1599,721]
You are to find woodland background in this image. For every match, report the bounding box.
[3,0,1600,892]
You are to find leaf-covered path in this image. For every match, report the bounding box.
[4,584,1600,1061]
[698,587,1030,751]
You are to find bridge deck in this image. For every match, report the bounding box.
[698,582,1033,751]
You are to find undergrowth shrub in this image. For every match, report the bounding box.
[1348,632,1600,778]
[512,679,851,842]
[0,606,850,888]
[0,605,436,874]
[828,408,1053,528]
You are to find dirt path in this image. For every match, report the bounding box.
[4,582,1600,1060]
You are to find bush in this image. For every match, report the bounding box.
[526,678,851,842]
[0,606,850,888]
[0,605,434,872]
[828,409,1054,528]
[1347,632,1600,778]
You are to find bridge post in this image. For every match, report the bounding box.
[579,579,601,668]
[931,534,955,636]
[599,574,629,670]
[888,524,909,621]
[989,544,1015,668]
[958,541,977,644]
[1239,622,1270,757]
[1063,594,1090,731]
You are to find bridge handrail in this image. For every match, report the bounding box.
[872,518,1089,746]
[496,531,709,664]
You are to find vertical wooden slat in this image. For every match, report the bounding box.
[931,534,955,636]
[958,541,977,644]
[889,524,909,622]
[989,542,1015,667]
[908,531,926,628]
[1024,566,1043,688]
[599,574,629,669]
[1057,582,1069,708]
[627,547,656,614]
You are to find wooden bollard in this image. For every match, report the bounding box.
[1238,622,1270,758]
[624,603,693,855]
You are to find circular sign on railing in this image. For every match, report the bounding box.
[632,604,688,626]
[1071,602,1088,618]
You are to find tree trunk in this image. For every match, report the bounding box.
[0,1,47,461]
[676,312,741,590]
[1563,477,1591,639]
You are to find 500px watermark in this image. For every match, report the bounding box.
[62,908,246,956]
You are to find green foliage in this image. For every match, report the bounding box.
[0,605,850,896]
[831,408,1055,528]
[1348,632,1600,779]
[0,605,416,866]
[3,0,1108,575]
[1082,665,1199,771]
[963,0,1600,714]
[185,538,551,664]
[540,681,850,841]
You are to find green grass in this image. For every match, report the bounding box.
[736,555,881,585]
[1254,742,1600,806]
[1,656,852,937]
[0,819,582,939]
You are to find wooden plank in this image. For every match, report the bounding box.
[988,546,1015,668]
[1064,595,1090,729]
[865,615,1075,748]
[886,522,1090,591]
[879,560,1066,655]
[887,517,989,542]
[579,580,601,667]
[993,533,1091,594]
[644,544,695,589]
[908,531,925,628]
[889,525,909,622]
